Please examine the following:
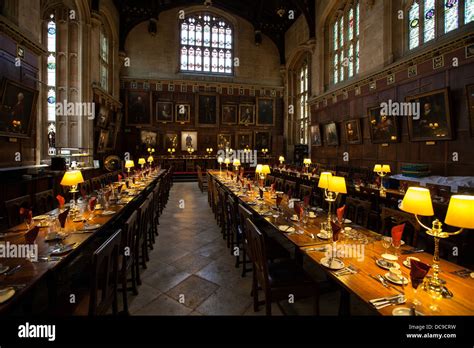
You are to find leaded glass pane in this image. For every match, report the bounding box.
[466,0,474,23]
[423,0,436,42]
[444,0,459,33]
[348,8,354,41]
[47,54,56,87]
[409,2,420,49]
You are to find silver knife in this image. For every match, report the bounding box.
[4,265,21,276]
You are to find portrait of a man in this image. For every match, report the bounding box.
[323,122,339,146]
[239,104,255,125]
[126,91,151,125]
[257,98,274,126]
[156,101,173,123]
[222,104,237,125]
[181,131,198,151]
[311,125,322,146]
[368,106,399,144]
[175,104,191,123]
[198,94,218,126]
[344,119,362,144]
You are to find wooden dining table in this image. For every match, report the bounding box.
[209,170,474,316]
[0,169,165,314]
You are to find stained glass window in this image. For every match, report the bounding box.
[180,14,233,75]
[297,63,309,145]
[99,25,109,92]
[332,2,359,85]
[47,14,56,155]
[408,0,471,50]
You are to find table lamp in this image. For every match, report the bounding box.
[60,170,84,210]
[224,157,230,170]
[206,148,213,156]
[374,164,391,196]
[303,158,312,173]
[233,158,241,174]
[138,158,146,169]
[147,147,155,155]
[168,148,175,156]
[401,187,474,299]
[125,160,135,174]
[262,148,268,156]
[318,173,347,224]
[147,155,154,165]
[279,156,285,165]
[217,156,224,173]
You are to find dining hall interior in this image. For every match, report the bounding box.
[0,0,474,327]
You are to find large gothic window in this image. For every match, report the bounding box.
[99,25,109,92]
[297,62,309,145]
[180,13,233,75]
[331,1,359,85]
[46,14,57,156]
[408,0,474,51]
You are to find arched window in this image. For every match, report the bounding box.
[331,1,359,85]
[408,0,474,51]
[46,14,57,156]
[100,24,109,92]
[297,62,309,145]
[180,13,233,75]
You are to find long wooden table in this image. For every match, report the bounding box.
[0,169,165,314]
[209,170,474,316]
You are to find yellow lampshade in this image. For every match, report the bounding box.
[328,176,347,194]
[261,165,271,175]
[233,159,241,166]
[255,164,263,173]
[445,195,474,229]
[147,156,154,163]
[138,158,146,165]
[279,156,285,162]
[382,165,391,173]
[217,157,224,164]
[60,170,84,186]
[318,172,333,189]
[125,160,135,168]
[373,164,382,172]
[400,187,434,216]
[224,158,230,165]
[303,158,312,165]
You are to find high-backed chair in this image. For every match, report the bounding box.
[345,197,372,228]
[34,189,56,215]
[5,195,32,227]
[120,210,139,315]
[283,180,297,197]
[380,207,421,247]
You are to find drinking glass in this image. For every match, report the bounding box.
[381,236,391,256]
[88,204,96,223]
[392,238,401,258]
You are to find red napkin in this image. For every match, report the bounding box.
[410,259,431,289]
[294,202,302,218]
[20,208,32,225]
[118,174,122,182]
[89,197,97,211]
[271,183,276,193]
[303,195,310,207]
[117,184,123,193]
[132,177,136,184]
[391,223,405,245]
[231,174,234,180]
[240,178,244,186]
[125,180,130,189]
[247,183,252,191]
[25,226,39,244]
[337,205,346,222]
[58,208,70,229]
[331,221,342,242]
[56,195,65,208]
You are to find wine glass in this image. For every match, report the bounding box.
[392,238,402,258]
[381,236,391,256]
[87,202,96,223]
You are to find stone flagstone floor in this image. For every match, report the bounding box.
[128,182,370,316]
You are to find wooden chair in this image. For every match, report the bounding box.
[345,197,372,228]
[225,194,239,253]
[265,175,275,187]
[137,196,153,284]
[80,180,92,196]
[5,195,32,227]
[283,180,297,197]
[217,186,228,240]
[245,218,319,316]
[275,177,285,192]
[91,177,102,191]
[34,189,56,215]
[298,184,313,204]
[380,207,421,247]
[120,210,139,315]
[197,165,208,193]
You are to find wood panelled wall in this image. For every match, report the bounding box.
[310,45,474,176]
[119,80,284,159]
[0,32,39,167]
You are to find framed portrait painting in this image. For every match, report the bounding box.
[126,90,151,126]
[140,130,157,147]
[164,132,178,150]
[0,79,38,138]
[197,94,218,127]
[368,106,399,144]
[405,88,452,141]
[256,97,275,126]
[175,103,191,124]
[255,131,271,151]
[97,129,109,153]
[344,119,362,144]
[181,131,198,151]
[235,131,253,149]
[155,101,173,123]
[217,133,232,150]
[323,122,339,146]
[238,104,255,126]
[96,104,110,128]
[311,125,322,146]
[221,103,237,125]
[467,84,474,137]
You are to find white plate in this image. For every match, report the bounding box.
[317,233,331,240]
[32,215,49,221]
[403,257,420,269]
[344,219,352,224]
[101,211,115,216]
[290,217,299,222]
[83,224,101,230]
[381,253,398,261]
[278,225,295,233]
[376,258,400,270]
[0,265,10,274]
[392,307,424,316]
[308,214,317,219]
[0,288,15,304]
[320,257,345,270]
[384,272,409,285]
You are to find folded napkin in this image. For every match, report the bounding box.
[294,202,303,219]
[19,208,33,225]
[271,183,276,193]
[118,174,122,182]
[117,184,123,193]
[247,183,252,191]
[410,259,431,289]
[337,205,345,222]
[259,187,264,199]
[331,221,342,242]
[56,195,65,209]
[89,197,97,211]
[25,225,39,243]
[125,180,130,189]
[58,208,70,228]
[132,177,136,184]
[391,223,405,245]
[231,174,234,180]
